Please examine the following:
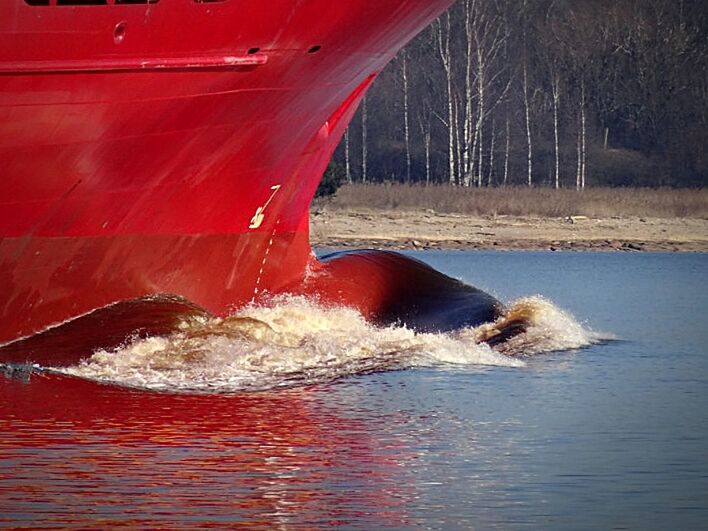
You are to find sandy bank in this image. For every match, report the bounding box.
[310,208,708,252]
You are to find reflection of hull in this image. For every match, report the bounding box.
[0,372,414,526]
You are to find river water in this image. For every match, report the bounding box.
[1,251,706,528]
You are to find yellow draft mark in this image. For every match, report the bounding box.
[249,184,281,229]
[252,219,280,301]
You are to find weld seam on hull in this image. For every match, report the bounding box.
[0,54,268,74]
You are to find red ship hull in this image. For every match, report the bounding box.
[2,1,534,368]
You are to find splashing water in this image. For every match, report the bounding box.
[57,296,598,393]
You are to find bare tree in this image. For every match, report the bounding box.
[503,114,510,185]
[401,50,412,183]
[577,77,587,190]
[326,0,708,189]
[462,0,476,185]
[487,118,496,185]
[520,0,534,186]
[551,65,561,188]
[522,62,533,186]
[361,94,368,183]
[418,113,433,184]
[457,0,511,187]
[344,128,352,183]
[436,12,457,185]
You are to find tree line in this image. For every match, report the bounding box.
[329,0,708,188]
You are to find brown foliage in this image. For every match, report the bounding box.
[322,183,708,219]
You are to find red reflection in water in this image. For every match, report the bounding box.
[0,372,413,528]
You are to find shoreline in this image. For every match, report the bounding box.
[310,208,708,252]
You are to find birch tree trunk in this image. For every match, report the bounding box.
[476,43,485,187]
[523,63,533,186]
[436,13,456,185]
[581,78,587,190]
[552,69,560,189]
[503,115,510,185]
[424,128,431,185]
[344,128,351,184]
[417,112,432,185]
[401,50,411,183]
[361,95,368,183]
[455,97,464,184]
[462,0,475,183]
[576,112,582,190]
[488,118,496,186]
[521,0,533,188]
[462,0,508,187]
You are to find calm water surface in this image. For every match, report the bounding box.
[2,251,707,528]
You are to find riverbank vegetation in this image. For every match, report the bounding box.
[317,184,708,219]
[330,0,708,189]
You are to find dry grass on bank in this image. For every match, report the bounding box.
[320,184,708,219]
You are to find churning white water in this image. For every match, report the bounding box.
[56,295,598,393]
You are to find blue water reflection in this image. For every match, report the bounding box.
[2,251,707,528]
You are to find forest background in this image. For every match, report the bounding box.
[324,0,708,191]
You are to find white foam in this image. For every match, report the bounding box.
[460,296,600,357]
[58,295,596,393]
